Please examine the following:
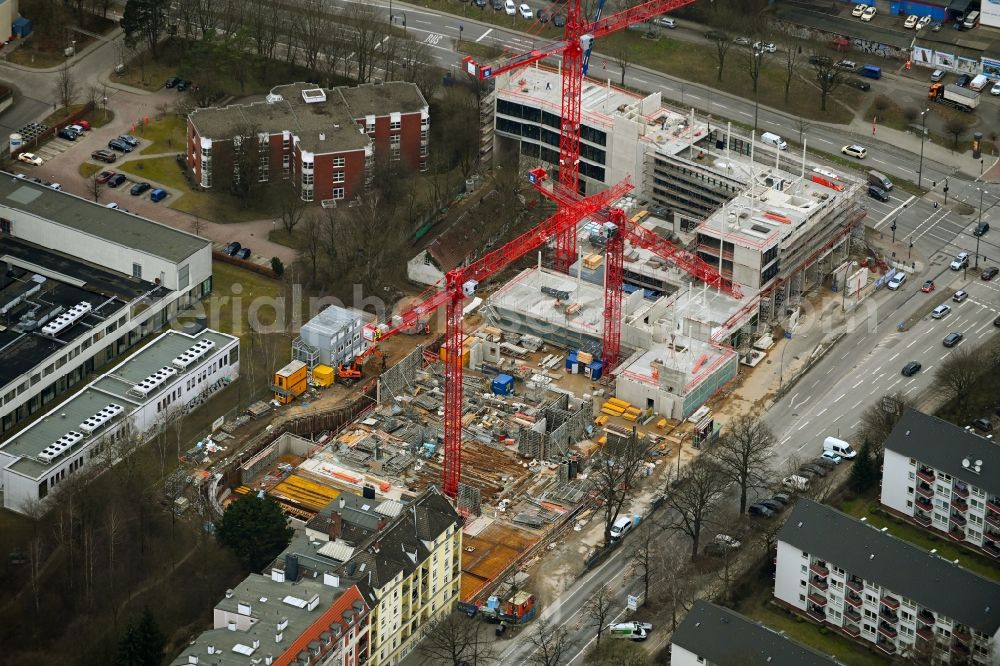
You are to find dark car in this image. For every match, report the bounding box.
[108,139,132,153]
[473,0,486,7]
[91,149,117,163]
[176,79,192,91]
[845,77,871,91]
[165,77,180,88]
[491,0,503,9]
[811,457,837,470]
[983,267,999,281]
[130,181,151,196]
[760,499,785,513]
[748,503,774,518]
[96,170,115,184]
[118,134,140,147]
[957,73,971,87]
[901,361,922,377]
[108,173,127,188]
[771,493,792,506]
[704,542,728,557]
[974,222,990,236]
[236,247,252,260]
[800,463,827,477]
[553,13,565,27]
[943,332,964,347]
[536,8,549,22]
[995,314,1000,327]
[868,185,889,202]
[808,55,831,66]
[972,418,993,432]
[57,127,78,141]
[223,241,242,256]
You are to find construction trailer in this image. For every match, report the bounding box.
[272,360,308,405]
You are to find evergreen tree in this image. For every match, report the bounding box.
[849,439,877,493]
[216,494,293,571]
[116,607,165,666]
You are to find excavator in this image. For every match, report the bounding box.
[335,346,386,384]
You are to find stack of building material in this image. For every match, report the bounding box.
[583,254,603,269]
[600,397,631,417]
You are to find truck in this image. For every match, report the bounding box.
[929,82,980,112]
[970,74,990,92]
[859,64,881,79]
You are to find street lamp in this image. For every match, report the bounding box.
[918,108,929,188]
[891,220,897,245]
[908,237,914,259]
[976,187,984,268]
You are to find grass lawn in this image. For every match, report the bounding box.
[747,602,889,666]
[839,495,1000,582]
[78,162,101,179]
[83,108,115,129]
[137,115,187,155]
[206,261,283,339]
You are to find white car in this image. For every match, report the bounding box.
[753,41,776,53]
[931,304,951,319]
[49,182,61,190]
[504,0,516,15]
[518,2,532,18]
[861,5,876,21]
[851,3,866,17]
[904,14,918,28]
[105,202,119,209]
[917,15,932,30]
[714,533,742,550]
[887,272,907,290]
[950,251,969,270]
[991,82,1000,96]
[841,144,867,159]
[17,152,42,166]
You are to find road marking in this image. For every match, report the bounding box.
[475,28,493,42]
[816,408,828,417]
[810,379,820,389]
[840,351,850,359]
[834,393,846,402]
[814,137,834,145]
[716,103,729,109]
[790,393,798,405]
[906,338,918,348]
[780,436,791,446]
[797,442,808,451]
[888,352,899,362]
[797,420,810,431]
[924,365,933,373]
[873,195,916,230]
[851,400,863,410]
[851,420,860,428]
[851,379,864,388]
[634,77,649,83]
[923,346,934,353]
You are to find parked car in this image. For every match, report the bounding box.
[920,279,935,292]
[552,13,565,26]
[91,149,117,163]
[904,14,918,28]
[491,0,503,9]
[236,247,252,260]
[655,17,676,28]
[953,289,969,302]
[860,6,876,21]
[165,77,180,88]
[714,534,742,550]
[982,266,999,281]
[943,332,964,347]
[17,152,41,166]
[851,3,866,17]
[96,170,116,184]
[887,272,906,290]
[868,185,889,202]
[930,69,946,81]
[150,188,167,203]
[901,361,922,376]
[800,463,827,477]
[57,127,78,141]
[176,79,192,91]
[770,493,792,506]
[108,139,132,153]
[950,251,970,270]
[76,120,91,131]
[974,222,990,236]
[841,144,867,159]
[734,36,751,45]
[108,173,127,188]
[835,59,858,70]
[957,73,971,87]
[991,82,1000,96]
[223,241,242,256]
[844,77,871,91]
[917,15,931,30]
[931,304,951,319]
[518,3,532,18]
[812,455,838,469]
[105,202,119,209]
[748,503,774,518]
[118,134,140,147]
[760,499,785,513]
[48,182,61,191]
[809,55,831,66]
[972,418,993,432]
[536,9,549,22]
[130,181,151,196]
[753,41,776,53]
[503,0,516,14]
[821,451,844,464]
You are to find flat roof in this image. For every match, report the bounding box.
[0,174,209,264]
[486,267,605,339]
[302,305,364,335]
[885,409,1000,498]
[620,335,732,391]
[779,501,1000,634]
[674,600,843,665]
[1,329,236,480]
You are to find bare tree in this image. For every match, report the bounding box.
[299,209,323,285]
[746,43,768,95]
[664,458,731,559]
[781,39,802,102]
[225,121,263,204]
[527,619,570,666]
[420,613,495,666]
[349,4,388,83]
[614,48,630,87]
[55,62,77,111]
[590,428,655,544]
[299,0,330,71]
[584,585,614,648]
[652,539,694,630]
[936,346,983,417]
[857,392,912,461]
[811,56,844,112]
[945,116,971,148]
[88,171,104,203]
[400,38,441,101]
[709,414,776,514]
[629,520,657,603]
[277,182,306,235]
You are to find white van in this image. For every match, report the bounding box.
[761,132,788,150]
[608,621,652,640]
[823,436,857,459]
[610,515,635,540]
[963,10,979,29]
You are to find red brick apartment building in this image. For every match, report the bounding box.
[186,82,429,205]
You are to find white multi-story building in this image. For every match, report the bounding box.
[292,305,366,369]
[671,600,843,666]
[881,408,1000,559]
[775,500,1000,664]
[0,328,238,513]
[0,175,212,436]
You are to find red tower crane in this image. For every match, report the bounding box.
[462,0,698,272]
[367,173,633,497]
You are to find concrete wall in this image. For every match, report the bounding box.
[880,448,912,518]
[774,540,807,612]
[668,644,703,666]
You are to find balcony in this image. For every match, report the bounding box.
[950,513,967,527]
[846,579,863,593]
[951,497,969,513]
[844,607,862,623]
[880,595,901,610]
[984,542,1000,559]
[986,513,1000,531]
[809,562,830,577]
[987,497,1000,514]
[806,607,826,622]
[843,623,861,637]
[845,593,862,608]
[878,623,899,639]
[807,592,828,607]
[949,527,967,542]
[916,468,936,484]
[952,640,971,657]
[915,483,935,499]
[915,495,933,510]
[876,640,897,655]
[953,627,972,645]
[914,512,932,527]
[952,484,969,499]
[916,627,934,642]
[810,577,829,592]
[917,610,935,625]
[879,608,899,624]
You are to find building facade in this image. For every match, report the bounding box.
[775,500,1000,664]
[880,409,1000,559]
[0,176,212,437]
[0,328,238,513]
[292,306,366,369]
[187,82,429,205]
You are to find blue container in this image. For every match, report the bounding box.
[860,65,881,79]
[12,18,32,38]
[565,351,578,370]
[585,361,604,380]
[491,373,514,396]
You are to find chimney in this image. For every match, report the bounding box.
[328,511,343,540]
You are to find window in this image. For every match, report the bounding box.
[301,186,314,202]
[390,134,401,147]
[334,171,345,183]
[302,172,314,185]
[333,188,345,200]
[282,136,291,150]
[132,263,142,279]
[390,120,401,131]
[334,156,346,167]
[282,154,291,175]
[419,160,427,172]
